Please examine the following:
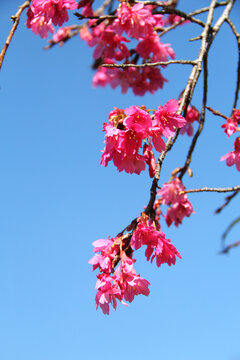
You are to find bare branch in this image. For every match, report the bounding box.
[183,186,240,194]
[206,106,228,120]
[225,17,240,110]
[215,190,239,214]
[221,240,240,254]
[0,0,30,71]
[101,60,197,68]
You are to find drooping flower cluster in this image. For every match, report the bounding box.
[221,136,240,171]
[220,109,240,171]
[131,214,181,267]
[89,235,150,314]
[221,109,240,138]
[180,104,200,136]
[90,213,181,314]
[78,1,178,95]
[26,0,78,38]
[157,177,194,227]
[101,100,187,175]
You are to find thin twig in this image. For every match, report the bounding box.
[0,0,30,71]
[158,3,227,38]
[206,106,228,120]
[183,186,240,194]
[154,9,205,28]
[102,60,197,68]
[44,25,83,50]
[74,13,115,21]
[225,17,240,110]
[95,0,114,15]
[215,190,239,214]
[221,240,240,254]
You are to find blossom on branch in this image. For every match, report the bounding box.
[180,105,199,136]
[113,2,156,40]
[131,215,181,267]
[157,178,194,226]
[90,235,150,314]
[153,99,187,138]
[221,136,240,171]
[221,109,240,138]
[27,0,78,37]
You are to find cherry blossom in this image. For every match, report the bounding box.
[180,105,199,136]
[153,99,187,138]
[131,216,181,266]
[165,200,194,227]
[113,2,156,40]
[221,136,240,171]
[136,33,175,64]
[221,117,238,137]
[95,273,122,315]
[157,178,194,227]
[27,0,78,37]
[100,106,166,175]
[26,8,54,38]
[51,26,72,44]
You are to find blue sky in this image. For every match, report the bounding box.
[0,1,240,359]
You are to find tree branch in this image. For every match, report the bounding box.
[182,185,240,194]
[225,17,240,110]
[101,60,197,68]
[0,0,30,71]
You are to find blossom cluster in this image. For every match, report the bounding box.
[156,177,194,227]
[180,104,199,136]
[220,109,240,171]
[26,0,78,38]
[89,213,181,314]
[79,1,181,95]
[101,99,187,175]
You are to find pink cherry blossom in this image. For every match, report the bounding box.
[89,237,121,273]
[113,2,156,40]
[26,7,54,38]
[92,58,168,95]
[143,143,156,178]
[100,121,147,174]
[232,109,240,124]
[145,233,181,267]
[32,0,78,26]
[164,14,189,26]
[221,136,240,171]
[158,177,186,205]
[153,99,187,138]
[131,217,181,267]
[158,178,194,227]
[81,3,94,17]
[136,33,175,64]
[80,24,130,61]
[51,26,72,44]
[221,118,238,137]
[95,273,122,315]
[121,271,150,303]
[166,200,194,227]
[124,106,152,137]
[180,105,199,136]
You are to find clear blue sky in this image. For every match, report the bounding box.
[0,1,240,359]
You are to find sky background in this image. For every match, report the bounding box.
[0,1,240,359]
